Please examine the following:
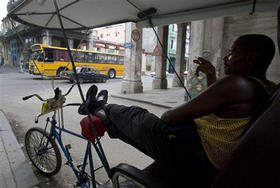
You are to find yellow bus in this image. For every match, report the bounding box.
[29,44,124,78]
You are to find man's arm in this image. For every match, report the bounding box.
[194,57,217,87]
[161,75,257,125]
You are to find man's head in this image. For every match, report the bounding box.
[223,34,275,76]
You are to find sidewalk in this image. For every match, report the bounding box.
[0,111,39,188]
[111,87,187,109]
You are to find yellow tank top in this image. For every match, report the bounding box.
[194,114,250,168]
[194,77,275,169]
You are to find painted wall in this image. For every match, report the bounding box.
[222,12,279,83]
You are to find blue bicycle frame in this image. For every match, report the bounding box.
[43,114,110,188]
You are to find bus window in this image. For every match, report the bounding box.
[38,52,44,62]
[75,51,85,62]
[31,45,41,51]
[44,48,54,62]
[111,55,117,64]
[107,55,112,64]
[85,52,96,63]
[30,51,41,60]
[55,49,65,61]
[96,54,106,64]
[64,51,70,62]
[54,49,70,62]
[117,56,124,64]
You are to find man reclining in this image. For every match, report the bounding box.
[79,34,276,187]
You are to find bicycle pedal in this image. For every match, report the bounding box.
[65,144,71,149]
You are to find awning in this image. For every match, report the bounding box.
[8,0,279,30]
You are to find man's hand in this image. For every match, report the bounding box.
[194,57,216,86]
[194,57,216,76]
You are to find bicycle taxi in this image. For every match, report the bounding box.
[8,0,280,187]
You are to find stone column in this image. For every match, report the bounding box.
[3,42,10,66]
[172,23,187,87]
[186,18,224,100]
[121,23,143,94]
[152,25,168,89]
[68,39,74,49]
[42,30,52,46]
[87,31,94,51]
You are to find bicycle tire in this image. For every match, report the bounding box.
[25,127,62,176]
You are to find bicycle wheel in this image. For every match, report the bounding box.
[25,127,62,176]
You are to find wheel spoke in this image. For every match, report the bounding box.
[25,128,61,175]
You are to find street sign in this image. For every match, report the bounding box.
[124,43,132,49]
[152,45,161,56]
[131,29,141,41]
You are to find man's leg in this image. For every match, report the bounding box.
[101,104,216,186]
[103,104,168,161]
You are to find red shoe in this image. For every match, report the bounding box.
[80,115,106,142]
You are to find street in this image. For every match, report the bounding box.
[0,69,173,187]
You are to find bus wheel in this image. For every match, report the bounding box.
[108,69,116,79]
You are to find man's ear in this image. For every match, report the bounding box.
[247,52,257,65]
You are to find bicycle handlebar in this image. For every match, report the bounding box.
[34,102,82,123]
[22,95,34,101]
[22,83,77,102]
[22,94,46,101]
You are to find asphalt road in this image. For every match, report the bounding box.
[0,70,173,187]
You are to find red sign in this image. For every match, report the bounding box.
[131,29,141,41]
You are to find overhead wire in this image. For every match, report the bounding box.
[52,0,111,178]
[125,1,192,99]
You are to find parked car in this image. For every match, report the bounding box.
[60,66,108,83]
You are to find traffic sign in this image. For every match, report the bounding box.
[124,43,132,49]
[131,29,141,41]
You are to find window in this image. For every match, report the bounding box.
[38,53,44,62]
[100,34,103,38]
[107,55,112,61]
[117,56,124,64]
[96,54,106,63]
[171,39,174,49]
[111,55,117,64]
[31,45,41,51]
[72,51,85,62]
[44,48,55,62]
[55,49,69,61]
[85,52,96,63]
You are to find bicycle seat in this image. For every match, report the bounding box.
[80,115,106,142]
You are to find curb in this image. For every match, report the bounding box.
[0,111,39,188]
[110,94,172,109]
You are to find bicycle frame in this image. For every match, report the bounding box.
[24,85,111,187]
[41,112,108,188]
